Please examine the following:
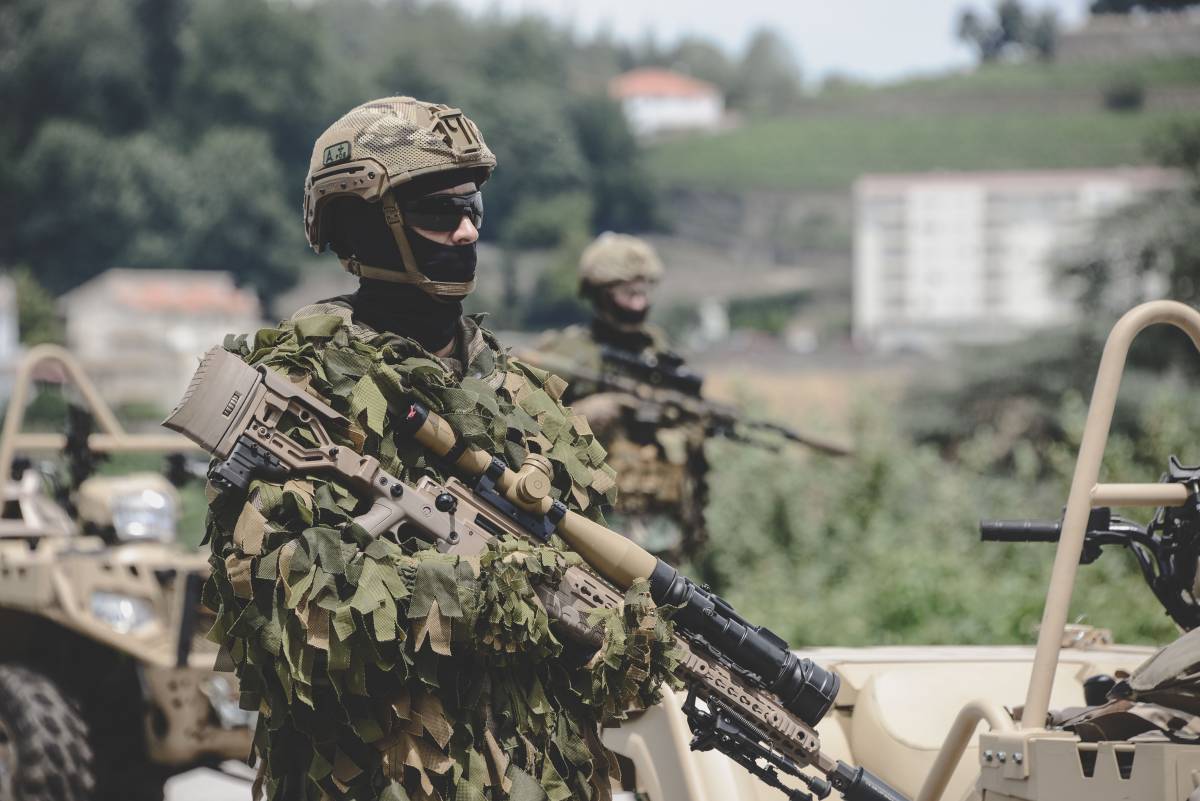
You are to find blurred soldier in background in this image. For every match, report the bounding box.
[200,98,672,801]
[529,233,710,560]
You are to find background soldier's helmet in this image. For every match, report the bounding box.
[578,233,665,297]
[303,96,496,295]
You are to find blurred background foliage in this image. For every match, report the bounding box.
[698,380,1194,647]
[0,0,803,300]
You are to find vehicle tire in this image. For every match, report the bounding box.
[0,664,95,801]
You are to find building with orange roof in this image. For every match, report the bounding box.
[609,68,724,138]
[61,269,265,408]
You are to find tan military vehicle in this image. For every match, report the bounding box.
[0,345,253,801]
[606,300,1200,801]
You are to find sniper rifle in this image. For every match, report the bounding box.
[163,347,906,801]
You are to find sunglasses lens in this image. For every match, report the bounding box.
[402,192,483,231]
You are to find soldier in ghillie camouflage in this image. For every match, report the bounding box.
[200,98,680,801]
[528,235,709,561]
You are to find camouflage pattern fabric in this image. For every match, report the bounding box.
[202,299,680,801]
[531,324,708,559]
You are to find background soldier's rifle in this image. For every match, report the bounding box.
[536,345,853,457]
[164,348,906,801]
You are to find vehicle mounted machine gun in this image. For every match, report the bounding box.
[163,347,906,801]
[981,455,1200,632]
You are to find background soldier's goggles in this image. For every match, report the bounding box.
[400,191,484,231]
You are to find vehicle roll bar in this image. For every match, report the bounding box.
[1022,300,1200,729]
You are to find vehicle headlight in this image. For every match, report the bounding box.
[201,675,258,730]
[112,489,177,542]
[90,591,158,634]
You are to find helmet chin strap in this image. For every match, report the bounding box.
[339,193,476,298]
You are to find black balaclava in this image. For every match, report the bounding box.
[352,279,462,352]
[326,169,484,351]
[590,286,655,351]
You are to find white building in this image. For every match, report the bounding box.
[609,68,724,138]
[853,168,1181,352]
[0,275,20,400]
[61,269,264,409]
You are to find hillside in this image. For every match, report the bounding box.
[649,57,1200,192]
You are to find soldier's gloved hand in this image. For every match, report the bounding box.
[570,392,638,437]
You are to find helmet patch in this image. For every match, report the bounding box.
[322,141,352,166]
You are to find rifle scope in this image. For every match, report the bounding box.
[649,561,839,727]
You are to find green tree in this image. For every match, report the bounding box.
[464,85,591,248]
[10,122,297,295]
[520,232,591,330]
[479,16,570,88]
[0,0,153,144]
[175,128,299,294]
[957,0,1058,64]
[11,122,153,292]
[568,95,659,233]
[176,0,335,172]
[135,0,187,105]
[731,30,803,114]
[668,37,737,91]
[0,0,658,306]
[8,266,64,345]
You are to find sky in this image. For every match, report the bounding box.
[462,0,1091,83]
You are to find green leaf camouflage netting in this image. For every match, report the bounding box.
[203,301,681,801]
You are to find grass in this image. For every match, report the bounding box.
[649,108,1200,192]
[649,56,1200,192]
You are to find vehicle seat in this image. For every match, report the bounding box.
[849,662,1086,799]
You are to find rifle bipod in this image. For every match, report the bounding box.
[681,691,832,801]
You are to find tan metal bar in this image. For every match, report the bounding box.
[1091,483,1190,506]
[0,345,203,484]
[7,433,201,454]
[916,700,1015,801]
[1022,300,1200,730]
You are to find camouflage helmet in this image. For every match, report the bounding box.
[303,96,496,296]
[578,233,665,296]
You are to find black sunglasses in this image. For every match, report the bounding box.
[399,191,483,232]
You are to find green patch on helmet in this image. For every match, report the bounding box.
[322,140,352,166]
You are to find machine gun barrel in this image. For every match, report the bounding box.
[979,519,1062,542]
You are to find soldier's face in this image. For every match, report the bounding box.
[608,280,652,314]
[407,183,480,246]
